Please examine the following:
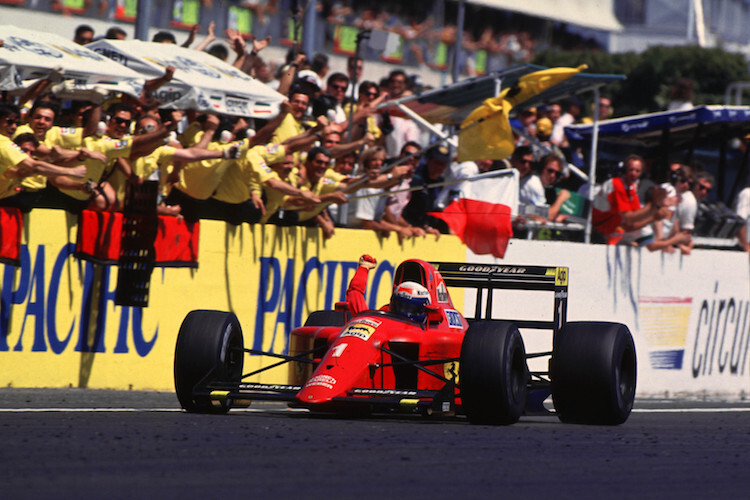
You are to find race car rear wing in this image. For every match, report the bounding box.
[433,262,569,335]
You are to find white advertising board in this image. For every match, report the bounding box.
[466,239,750,399]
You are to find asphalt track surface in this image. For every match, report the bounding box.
[1,389,749,499]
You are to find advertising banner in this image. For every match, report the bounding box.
[0,209,465,390]
[1,209,748,398]
[0,25,144,97]
[86,39,286,118]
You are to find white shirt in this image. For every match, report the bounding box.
[734,187,750,244]
[519,174,545,206]
[384,116,420,159]
[657,182,678,236]
[352,187,386,227]
[677,190,698,231]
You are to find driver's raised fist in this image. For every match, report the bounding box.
[359,254,377,269]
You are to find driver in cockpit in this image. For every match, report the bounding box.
[346,254,431,323]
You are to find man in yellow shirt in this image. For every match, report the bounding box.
[111,114,240,215]
[295,146,409,238]
[50,103,173,212]
[13,100,101,200]
[0,104,86,202]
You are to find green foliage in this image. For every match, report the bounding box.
[533,45,750,116]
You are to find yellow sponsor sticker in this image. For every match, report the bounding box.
[443,361,460,384]
[340,323,375,341]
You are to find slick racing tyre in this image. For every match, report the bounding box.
[174,310,244,414]
[551,321,637,425]
[460,321,528,425]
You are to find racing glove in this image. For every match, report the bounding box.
[359,254,377,270]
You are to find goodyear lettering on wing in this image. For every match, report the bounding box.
[305,374,337,389]
[340,323,375,341]
[458,265,527,274]
[445,309,463,328]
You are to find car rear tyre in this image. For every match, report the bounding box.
[174,310,244,414]
[460,321,528,425]
[551,321,636,425]
[304,310,348,327]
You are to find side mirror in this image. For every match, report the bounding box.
[425,305,442,324]
[334,301,349,312]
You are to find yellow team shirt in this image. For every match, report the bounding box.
[260,168,302,223]
[296,169,346,221]
[110,145,178,205]
[0,135,31,199]
[179,121,203,148]
[13,125,84,191]
[212,143,287,204]
[175,140,246,200]
[343,103,382,141]
[59,135,133,201]
[271,114,306,145]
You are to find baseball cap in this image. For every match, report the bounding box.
[427,144,451,164]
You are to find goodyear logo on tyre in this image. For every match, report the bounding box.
[340,322,376,341]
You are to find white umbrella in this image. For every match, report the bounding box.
[86,39,285,118]
[0,25,144,97]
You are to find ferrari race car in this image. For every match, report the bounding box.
[174,260,637,425]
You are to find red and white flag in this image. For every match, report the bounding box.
[431,198,513,259]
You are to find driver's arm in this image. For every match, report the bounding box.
[345,255,377,315]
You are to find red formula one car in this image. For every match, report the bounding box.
[174,259,637,425]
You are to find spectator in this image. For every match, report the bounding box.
[346,56,364,101]
[104,26,127,40]
[734,183,750,252]
[511,107,537,147]
[334,152,357,176]
[344,80,385,144]
[385,141,422,227]
[512,146,541,206]
[310,53,330,87]
[583,96,613,123]
[314,72,350,124]
[207,43,230,61]
[667,78,695,111]
[73,24,94,45]
[650,163,695,254]
[320,129,374,160]
[591,154,670,245]
[153,31,177,44]
[402,144,451,234]
[384,69,420,158]
[52,103,172,213]
[350,146,411,242]
[0,104,86,205]
[13,132,39,156]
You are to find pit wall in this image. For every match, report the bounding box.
[1,209,749,400]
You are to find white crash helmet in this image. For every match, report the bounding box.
[390,281,431,323]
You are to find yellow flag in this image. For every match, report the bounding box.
[457,65,586,162]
